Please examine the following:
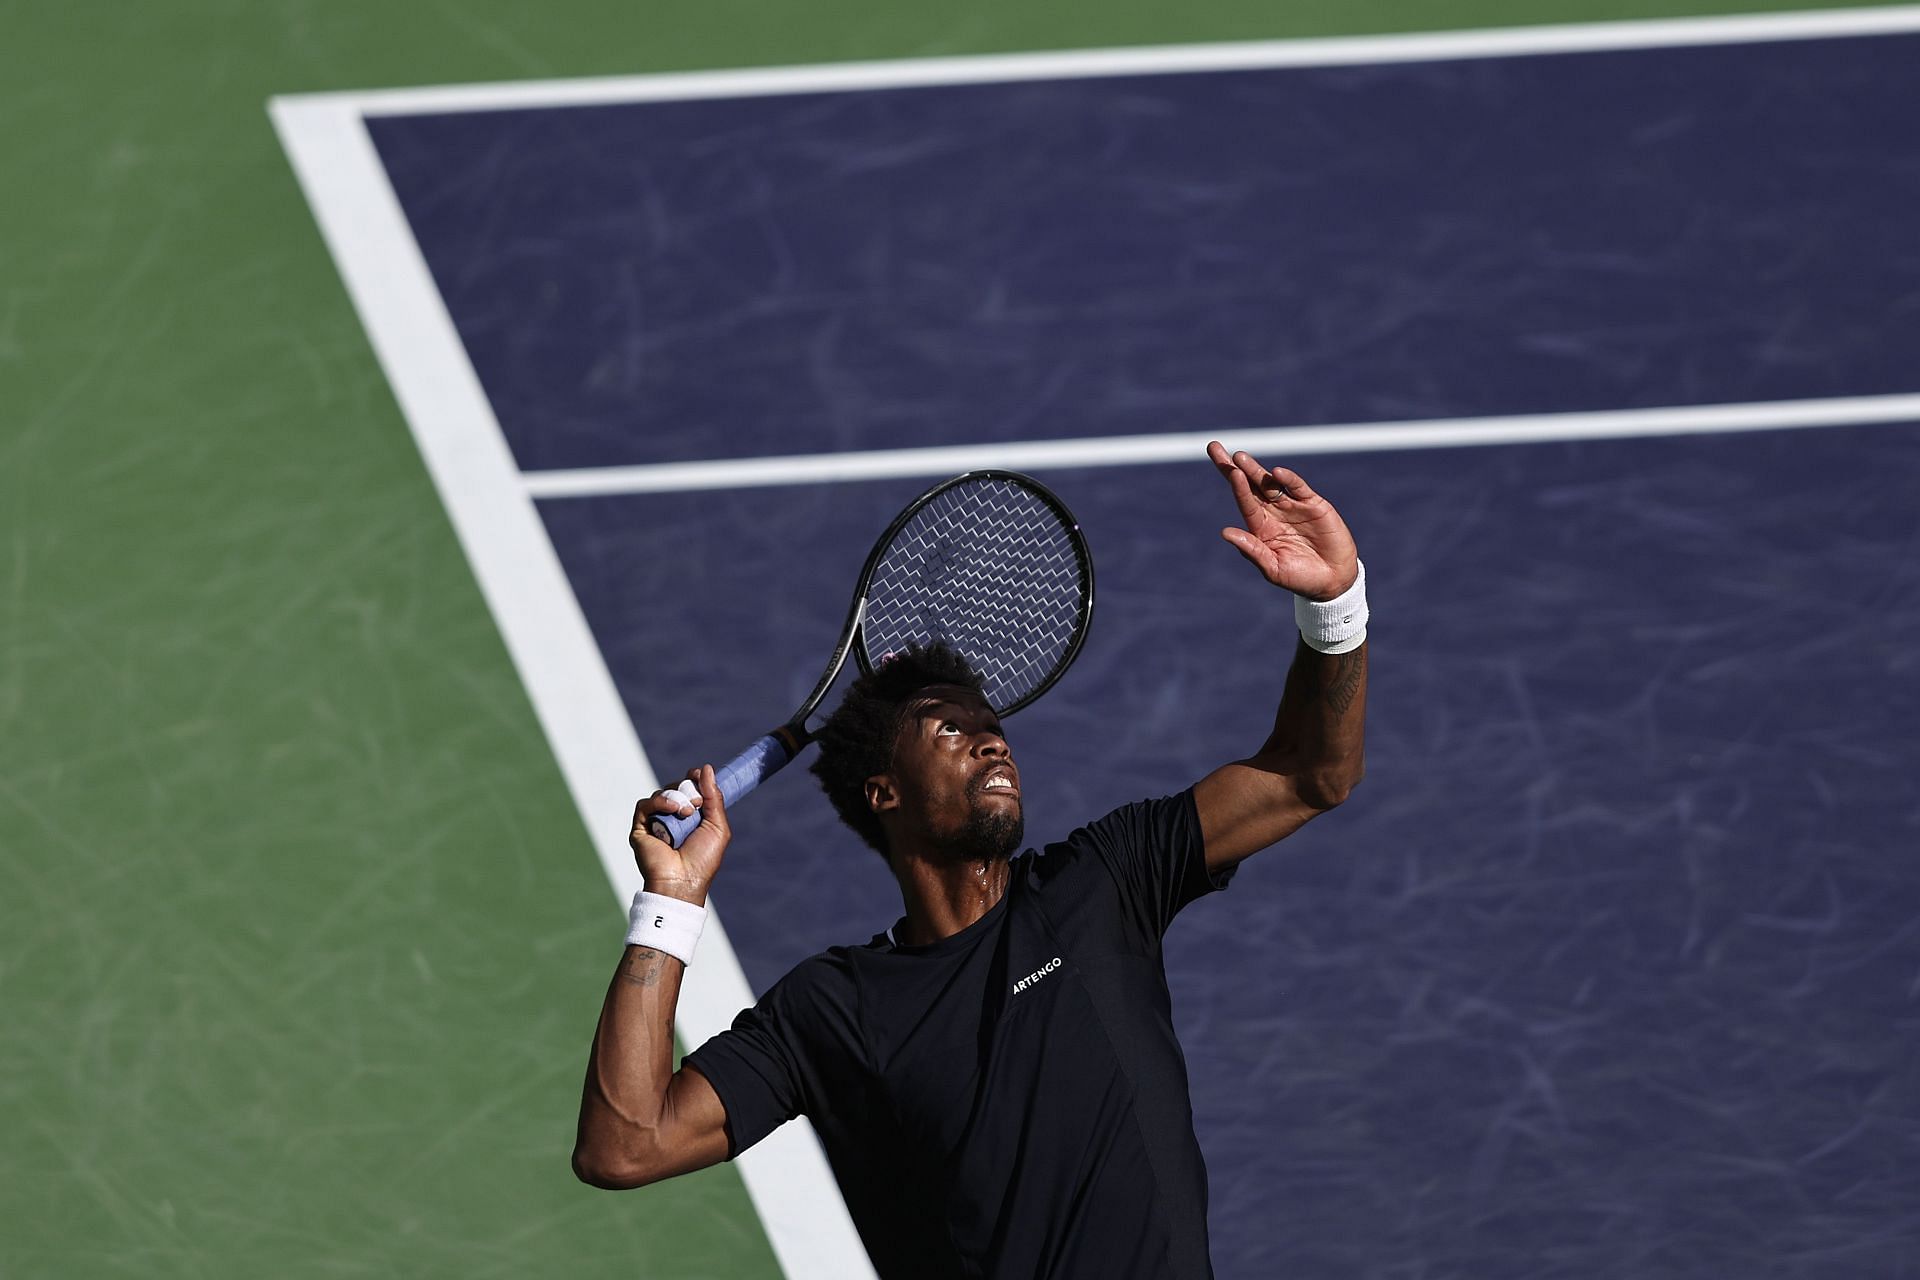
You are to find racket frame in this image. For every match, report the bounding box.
[650,469,1093,846]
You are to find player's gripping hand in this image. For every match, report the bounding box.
[629,764,730,907]
[1207,441,1360,601]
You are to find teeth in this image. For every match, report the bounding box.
[985,776,1012,789]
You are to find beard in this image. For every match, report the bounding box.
[956,800,1024,861]
[920,774,1024,862]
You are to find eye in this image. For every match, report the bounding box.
[937,721,960,736]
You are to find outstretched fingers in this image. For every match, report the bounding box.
[1263,464,1317,503]
[1210,441,1273,485]
[1208,440,1265,522]
[1211,441,1324,526]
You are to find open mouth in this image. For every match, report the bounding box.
[979,769,1020,797]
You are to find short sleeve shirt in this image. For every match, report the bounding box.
[684,791,1231,1280]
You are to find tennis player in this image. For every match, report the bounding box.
[573,443,1368,1279]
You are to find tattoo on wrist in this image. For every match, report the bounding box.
[619,947,670,989]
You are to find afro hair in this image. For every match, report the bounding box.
[809,641,986,857]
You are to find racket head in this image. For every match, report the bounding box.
[851,470,1094,716]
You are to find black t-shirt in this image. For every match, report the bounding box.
[684,791,1232,1280]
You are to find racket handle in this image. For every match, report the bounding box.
[649,731,800,848]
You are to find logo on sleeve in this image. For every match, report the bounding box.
[1012,957,1063,996]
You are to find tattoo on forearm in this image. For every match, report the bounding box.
[619,947,669,989]
[1320,646,1367,717]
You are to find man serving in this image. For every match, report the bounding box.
[573,443,1369,1279]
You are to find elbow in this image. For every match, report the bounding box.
[1300,756,1365,811]
[572,1149,654,1191]
[571,1135,665,1191]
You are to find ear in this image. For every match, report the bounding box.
[865,773,900,815]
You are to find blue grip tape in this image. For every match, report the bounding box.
[652,732,797,848]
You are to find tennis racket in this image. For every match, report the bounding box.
[651,470,1095,847]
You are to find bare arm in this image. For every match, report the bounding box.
[1191,444,1368,873]
[1194,637,1366,872]
[572,766,735,1189]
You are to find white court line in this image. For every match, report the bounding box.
[520,395,1920,498]
[284,5,1920,115]
[269,98,878,1280]
[267,11,1920,1276]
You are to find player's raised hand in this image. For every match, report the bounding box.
[1208,441,1359,601]
[630,764,730,906]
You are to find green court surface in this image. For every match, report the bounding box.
[1,2,1908,1275]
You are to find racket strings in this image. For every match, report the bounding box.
[863,477,1087,712]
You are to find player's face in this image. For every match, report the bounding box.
[888,685,1023,859]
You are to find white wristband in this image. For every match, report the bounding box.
[1296,559,1368,654]
[626,890,707,966]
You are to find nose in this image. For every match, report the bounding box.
[974,730,1009,759]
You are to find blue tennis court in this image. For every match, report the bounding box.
[361,26,1920,1277]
